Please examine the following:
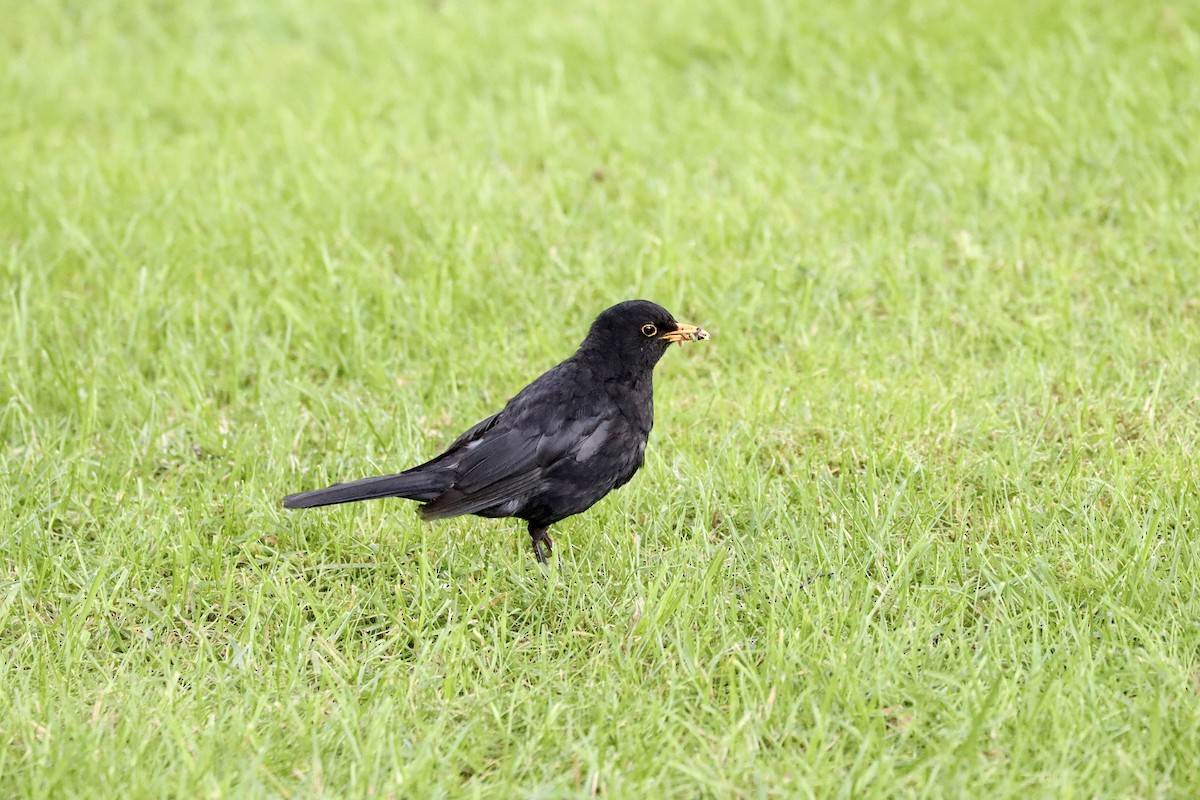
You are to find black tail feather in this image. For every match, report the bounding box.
[282,470,446,509]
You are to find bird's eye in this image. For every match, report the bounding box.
[641,323,658,337]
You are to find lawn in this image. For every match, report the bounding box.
[3,0,1200,796]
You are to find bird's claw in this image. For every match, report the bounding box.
[530,529,553,564]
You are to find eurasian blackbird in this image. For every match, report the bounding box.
[282,300,709,562]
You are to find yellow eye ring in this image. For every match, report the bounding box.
[641,323,658,337]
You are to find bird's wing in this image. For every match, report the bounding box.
[417,425,540,520]
[418,414,603,521]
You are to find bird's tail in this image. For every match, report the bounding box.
[282,469,447,509]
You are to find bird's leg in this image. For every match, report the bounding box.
[528,525,553,564]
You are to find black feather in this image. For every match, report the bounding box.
[281,300,708,562]
[281,470,449,508]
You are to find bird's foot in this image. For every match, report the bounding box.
[530,527,554,564]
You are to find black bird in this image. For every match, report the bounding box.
[282,300,708,562]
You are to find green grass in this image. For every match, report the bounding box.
[3,0,1200,796]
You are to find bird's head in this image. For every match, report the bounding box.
[578,300,709,374]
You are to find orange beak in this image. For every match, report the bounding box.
[659,322,710,346]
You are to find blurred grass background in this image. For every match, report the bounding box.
[3,0,1199,796]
